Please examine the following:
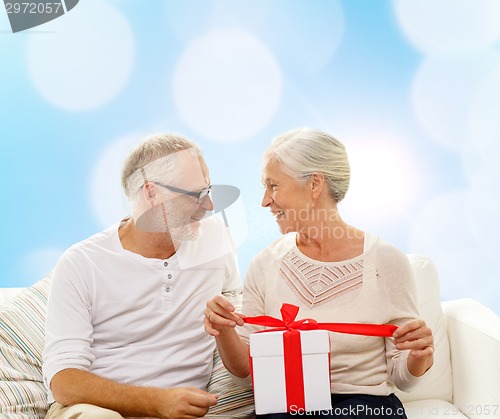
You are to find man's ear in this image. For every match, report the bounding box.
[143,182,156,204]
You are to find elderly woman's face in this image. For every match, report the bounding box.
[261,159,311,234]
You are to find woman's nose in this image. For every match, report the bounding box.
[261,191,272,208]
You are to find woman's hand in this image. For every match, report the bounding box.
[204,295,245,337]
[204,296,250,378]
[393,319,434,376]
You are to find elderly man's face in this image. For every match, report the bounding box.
[155,151,213,242]
[134,149,213,242]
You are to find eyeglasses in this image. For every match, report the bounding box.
[155,182,212,204]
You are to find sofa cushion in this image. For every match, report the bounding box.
[0,273,51,418]
[396,255,453,404]
[207,350,255,417]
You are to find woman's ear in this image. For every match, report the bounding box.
[309,173,325,199]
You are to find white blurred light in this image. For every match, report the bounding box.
[342,138,420,220]
[27,0,135,111]
[393,0,500,54]
[173,29,283,143]
[90,136,139,228]
[409,191,500,308]
[468,65,500,166]
[412,53,500,151]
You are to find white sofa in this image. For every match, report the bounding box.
[0,254,499,418]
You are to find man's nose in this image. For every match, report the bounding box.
[201,194,214,211]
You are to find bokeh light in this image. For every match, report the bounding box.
[26,0,135,111]
[393,0,500,54]
[343,136,421,221]
[173,29,283,143]
[411,52,500,151]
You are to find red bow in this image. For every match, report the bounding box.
[244,303,398,337]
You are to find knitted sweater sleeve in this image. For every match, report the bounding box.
[377,243,423,392]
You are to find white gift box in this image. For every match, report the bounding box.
[249,329,332,415]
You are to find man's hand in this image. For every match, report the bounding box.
[156,387,218,419]
[50,369,217,419]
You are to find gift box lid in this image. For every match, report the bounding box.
[250,329,330,357]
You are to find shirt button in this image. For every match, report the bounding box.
[165,287,171,292]
[168,274,172,279]
[164,261,168,267]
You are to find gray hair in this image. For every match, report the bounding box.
[121,133,202,199]
[263,127,350,203]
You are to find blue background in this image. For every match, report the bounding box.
[1,0,499,315]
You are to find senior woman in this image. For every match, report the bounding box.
[205,128,434,418]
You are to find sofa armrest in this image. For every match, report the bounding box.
[442,299,500,419]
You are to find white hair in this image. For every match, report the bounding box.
[121,133,202,200]
[263,127,350,203]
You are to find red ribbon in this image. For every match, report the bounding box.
[245,303,398,412]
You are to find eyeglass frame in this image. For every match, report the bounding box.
[153,182,212,204]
